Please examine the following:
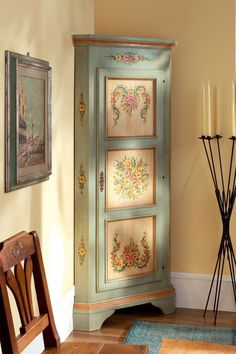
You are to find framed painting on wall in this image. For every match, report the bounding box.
[106,215,156,282]
[106,147,156,210]
[106,77,156,138]
[5,51,52,192]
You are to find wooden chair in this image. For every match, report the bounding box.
[0,231,148,354]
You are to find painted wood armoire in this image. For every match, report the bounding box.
[73,35,176,331]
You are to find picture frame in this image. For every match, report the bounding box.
[5,51,52,192]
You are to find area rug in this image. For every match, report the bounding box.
[159,338,236,353]
[125,321,236,354]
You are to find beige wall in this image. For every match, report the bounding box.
[0,0,234,328]
[0,0,94,306]
[95,0,235,274]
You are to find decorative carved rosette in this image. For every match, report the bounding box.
[11,240,24,257]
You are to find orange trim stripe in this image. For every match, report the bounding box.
[73,38,176,49]
[74,288,175,310]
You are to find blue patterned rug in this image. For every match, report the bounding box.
[125,321,236,354]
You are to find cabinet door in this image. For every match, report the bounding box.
[97,68,166,292]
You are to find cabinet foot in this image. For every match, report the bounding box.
[151,290,176,315]
[73,307,115,331]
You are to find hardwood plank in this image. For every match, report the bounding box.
[99,343,148,354]
[44,342,103,353]
[44,342,148,353]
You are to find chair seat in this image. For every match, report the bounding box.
[43,342,149,353]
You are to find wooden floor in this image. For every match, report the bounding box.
[67,305,236,344]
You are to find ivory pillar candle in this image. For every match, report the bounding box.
[232,80,236,136]
[202,84,206,136]
[216,84,220,135]
[207,82,212,136]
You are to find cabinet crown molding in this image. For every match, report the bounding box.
[72,34,177,48]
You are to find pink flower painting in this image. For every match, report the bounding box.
[110,84,151,126]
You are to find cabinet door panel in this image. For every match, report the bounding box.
[106,77,156,138]
[106,148,156,210]
[97,68,164,140]
[106,216,156,282]
[97,68,163,292]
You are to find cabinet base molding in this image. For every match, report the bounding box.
[73,287,176,331]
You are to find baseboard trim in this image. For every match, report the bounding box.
[53,286,75,341]
[171,272,236,312]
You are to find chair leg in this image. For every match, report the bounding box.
[31,232,60,348]
[0,272,19,354]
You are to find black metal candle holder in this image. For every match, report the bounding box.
[200,135,236,325]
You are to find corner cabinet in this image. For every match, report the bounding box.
[73,35,176,331]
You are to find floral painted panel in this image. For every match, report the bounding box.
[106,148,156,209]
[106,216,156,281]
[106,78,156,138]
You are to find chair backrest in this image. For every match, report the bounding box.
[0,231,60,354]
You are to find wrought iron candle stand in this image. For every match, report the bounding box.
[200,135,236,325]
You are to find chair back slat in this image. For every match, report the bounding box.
[0,231,60,354]
[24,256,34,319]
[5,268,28,326]
[15,262,32,325]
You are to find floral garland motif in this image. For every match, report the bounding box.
[78,93,86,124]
[113,156,149,200]
[105,52,151,65]
[78,163,86,194]
[78,235,86,265]
[111,232,150,272]
[110,85,151,126]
